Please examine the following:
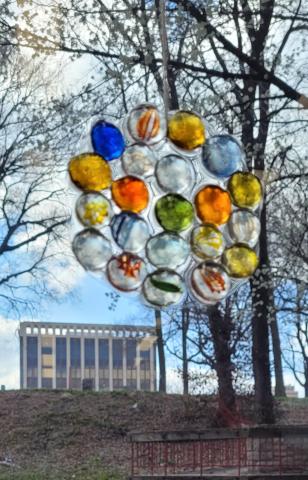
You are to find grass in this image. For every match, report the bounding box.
[0,468,124,480]
[0,457,125,480]
[278,396,308,404]
[0,473,122,480]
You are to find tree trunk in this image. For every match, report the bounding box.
[155,309,166,392]
[182,307,189,395]
[208,304,236,418]
[270,316,286,397]
[305,358,308,398]
[251,202,275,424]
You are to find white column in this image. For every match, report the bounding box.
[95,335,99,392]
[81,334,85,389]
[136,341,141,391]
[109,337,113,391]
[22,334,27,389]
[37,330,42,389]
[66,333,70,390]
[123,338,127,388]
[52,334,56,389]
[150,343,155,392]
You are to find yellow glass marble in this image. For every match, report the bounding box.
[83,201,108,225]
[228,172,262,209]
[191,224,225,259]
[76,192,111,227]
[168,111,206,150]
[68,153,112,191]
[222,244,259,278]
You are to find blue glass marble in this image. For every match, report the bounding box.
[202,134,244,178]
[91,120,125,161]
[111,211,150,253]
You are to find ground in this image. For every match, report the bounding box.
[0,390,307,479]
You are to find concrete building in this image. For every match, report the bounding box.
[19,322,157,392]
[285,385,299,398]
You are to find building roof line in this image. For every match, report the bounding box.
[19,321,156,333]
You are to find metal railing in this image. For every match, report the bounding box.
[130,425,308,477]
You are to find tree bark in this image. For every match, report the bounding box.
[155,309,166,393]
[182,308,189,395]
[270,316,286,397]
[305,358,308,398]
[251,202,275,424]
[208,304,236,418]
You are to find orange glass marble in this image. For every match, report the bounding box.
[195,185,231,225]
[111,176,149,213]
[68,153,112,191]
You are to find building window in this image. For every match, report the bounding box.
[27,336,38,388]
[140,349,150,370]
[126,339,137,390]
[42,378,52,388]
[41,336,53,389]
[42,346,52,355]
[99,339,109,390]
[140,348,151,391]
[113,339,123,389]
[56,337,67,389]
[84,338,95,381]
[70,338,81,389]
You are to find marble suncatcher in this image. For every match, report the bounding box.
[69,104,262,308]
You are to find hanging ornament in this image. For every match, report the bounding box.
[68,105,263,308]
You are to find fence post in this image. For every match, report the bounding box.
[151,441,154,475]
[164,442,168,476]
[237,436,241,477]
[279,435,282,476]
[131,441,134,478]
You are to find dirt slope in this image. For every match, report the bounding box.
[0,390,306,479]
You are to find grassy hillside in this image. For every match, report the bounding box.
[0,390,307,480]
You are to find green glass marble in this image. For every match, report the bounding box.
[155,194,194,232]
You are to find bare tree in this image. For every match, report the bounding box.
[0,49,71,316]
[279,284,308,397]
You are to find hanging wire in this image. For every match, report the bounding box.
[158,0,170,120]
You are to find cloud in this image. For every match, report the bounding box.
[166,367,182,394]
[0,317,20,389]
